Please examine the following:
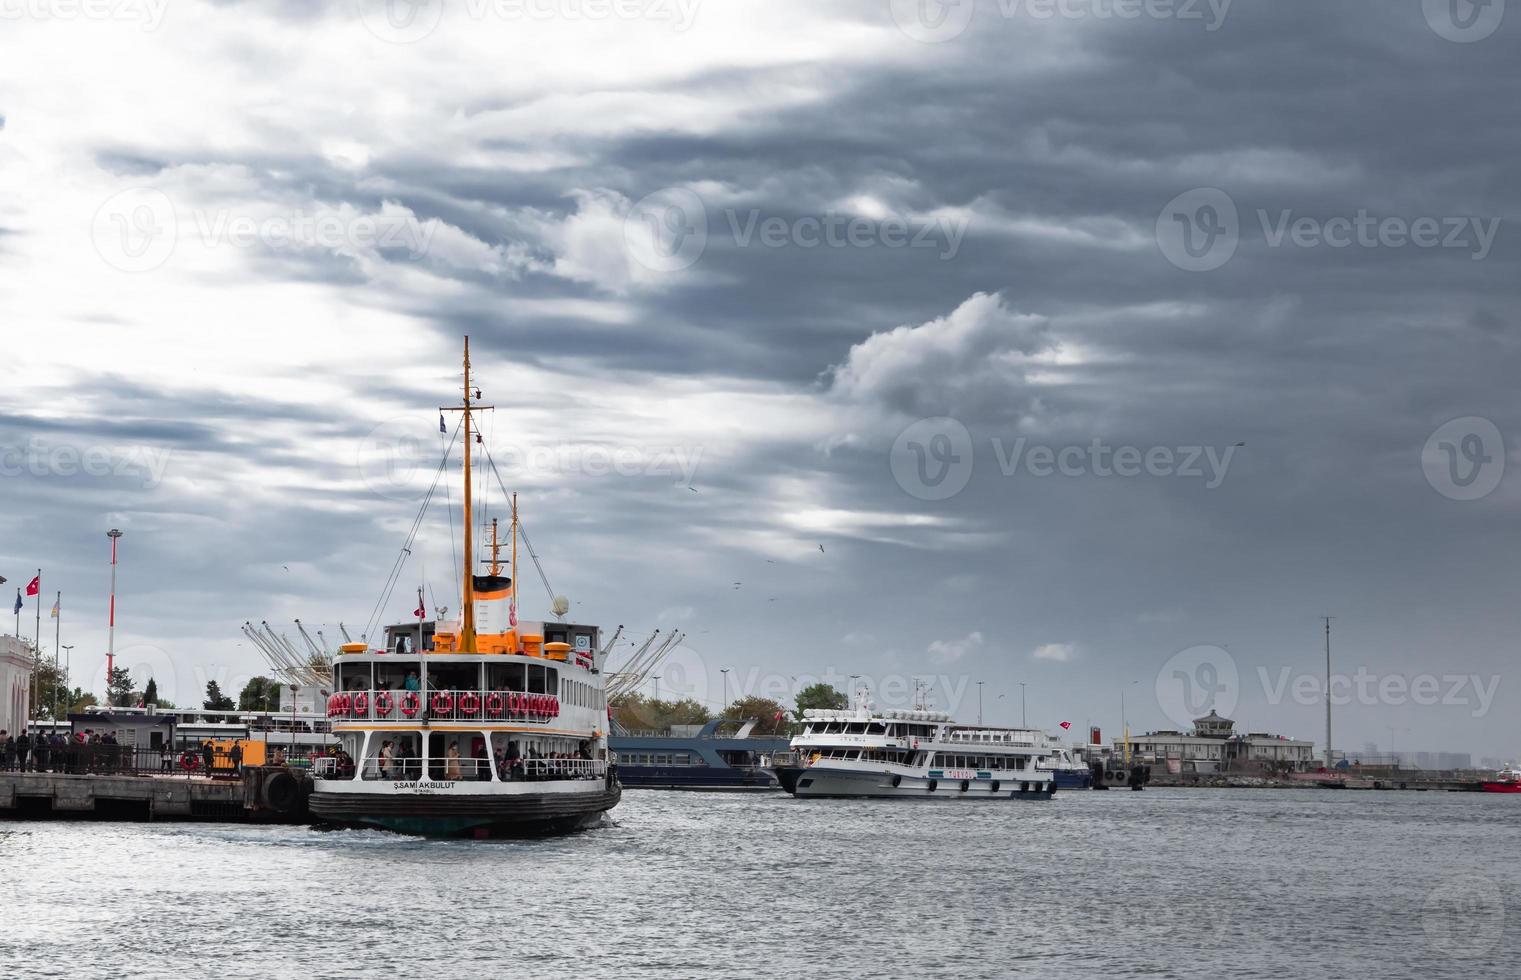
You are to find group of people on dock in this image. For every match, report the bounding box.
[2,728,121,774]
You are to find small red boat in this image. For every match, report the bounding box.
[1479,769,1521,793]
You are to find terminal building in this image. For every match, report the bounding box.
[1,635,35,736]
[1119,710,1316,774]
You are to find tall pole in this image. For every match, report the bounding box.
[32,567,41,721]
[1020,682,1027,728]
[52,591,61,722]
[720,668,729,712]
[107,530,123,703]
[510,493,518,640]
[61,646,73,719]
[460,339,476,654]
[976,681,983,725]
[1322,616,1334,769]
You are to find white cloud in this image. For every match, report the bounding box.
[1032,643,1077,662]
[928,631,984,665]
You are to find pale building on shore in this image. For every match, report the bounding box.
[1119,710,1316,774]
[1,635,36,736]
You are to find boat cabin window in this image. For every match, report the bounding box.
[375,662,420,691]
[486,661,557,694]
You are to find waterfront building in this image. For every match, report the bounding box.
[1,635,34,736]
[1120,710,1315,774]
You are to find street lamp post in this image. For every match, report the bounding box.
[1019,682,1027,728]
[651,675,661,702]
[106,529,123,703]
[976,681,984,726]
[720,667,730,713]
[60,645,74,721]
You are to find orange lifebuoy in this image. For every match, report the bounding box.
[326,694,339,718]
[507,692,521,715]
[459,692,481,715]
[431,692,455,715]
[374,691,394,717]
[179,752,198,771]
[550,696,560,718]
[485,693,505,718]
[401,692,420,718]
[351,692,369,717]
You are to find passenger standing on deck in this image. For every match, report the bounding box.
[445,741,463,780]
[380,739,396,778]
[404,670,420,692]
[229,742,243,776]
[15,730,30,773]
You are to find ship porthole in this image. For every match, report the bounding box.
[959,780,970,793]
[926,779,937,792]
[891,775,902,788]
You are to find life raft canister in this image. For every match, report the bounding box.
[374,691,394,717]
[485,693,505,718]
[459,692,481,715]
[400,692,420,717]
[431,691,455,715]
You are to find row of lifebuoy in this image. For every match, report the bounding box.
[327,691,559,719]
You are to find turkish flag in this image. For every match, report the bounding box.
[1059,721,1072,730]
[414,603,426,618]
[25,575,39,597]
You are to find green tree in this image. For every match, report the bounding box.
[610,693,711,732]
[29,658,71,718]
[793,682,847,719]
[106,666,134,708]
[238,676,281,711]
[143,677,158,707]
[722,695,791,736]
[203,680,235,711]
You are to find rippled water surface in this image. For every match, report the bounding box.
[3,789,1517,979]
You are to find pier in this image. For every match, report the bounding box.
[0,765,312,823]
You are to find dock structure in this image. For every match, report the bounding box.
[0,766,311,822]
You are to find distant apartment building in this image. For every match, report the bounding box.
[1119,710,1316,773]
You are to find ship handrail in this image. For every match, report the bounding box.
[326,687,563,724]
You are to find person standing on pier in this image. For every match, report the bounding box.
[200,740,215,775]
[15,730,30,773]
[1,732,12,771]
[229,742,243,776]
[32,732,49,773]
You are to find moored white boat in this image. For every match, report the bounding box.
[780,703,1059,800]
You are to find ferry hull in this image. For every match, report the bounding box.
[619,766,779,791]
[787,767,1056,801]
[309,784,621,837]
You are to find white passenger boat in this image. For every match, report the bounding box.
[780,703,1059,800]
[307,338,620,836]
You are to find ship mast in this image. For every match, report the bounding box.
[441,336,493,653]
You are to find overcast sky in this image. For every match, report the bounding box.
[0,1,1517,761]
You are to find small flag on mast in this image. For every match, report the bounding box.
[50,596,59,618]
[12,590,20,615]
[1059,721,1072,730]
[439,413,447,434]
[414,588,425,619]
[25,574,40,597]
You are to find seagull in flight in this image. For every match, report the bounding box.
[818,544,825,553]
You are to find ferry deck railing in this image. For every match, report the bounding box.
[3,744,322,778]
[341,756,606,782]
[326,689,562,724]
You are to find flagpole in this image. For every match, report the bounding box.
[32,568,41,724]
[53,591,61,722]
[107,529,122,704]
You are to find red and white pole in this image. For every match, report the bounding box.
[106,528,123,703]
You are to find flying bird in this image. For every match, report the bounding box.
[687,486,699,493]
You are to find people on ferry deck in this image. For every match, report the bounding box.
[445,742,463,780]
[404,671,421,692]
[380,739,396,778]
[494,748,508,781]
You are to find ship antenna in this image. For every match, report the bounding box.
[440,336,493,653]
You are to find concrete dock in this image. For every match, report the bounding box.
[0,766,311,822]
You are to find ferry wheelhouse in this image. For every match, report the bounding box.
[307,338,620,836]
[782,705,1059,800]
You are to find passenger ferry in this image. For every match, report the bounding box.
[781,704,1059,800]
[611,718,788,791]
[307,339,620,836]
